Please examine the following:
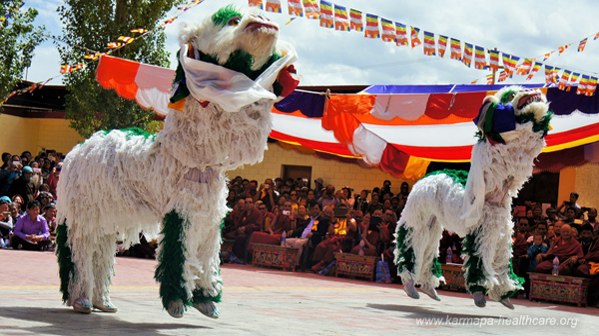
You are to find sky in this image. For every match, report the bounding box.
[22,0,599,87]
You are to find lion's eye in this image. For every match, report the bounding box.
[227,16,241,26]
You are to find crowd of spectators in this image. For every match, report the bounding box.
[0,150,63,250]
[2,148,597,306]
[222,176,599,306]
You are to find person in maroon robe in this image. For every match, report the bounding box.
[534,224,583,275]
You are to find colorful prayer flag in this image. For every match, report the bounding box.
[288,0,303,17]
[107,42,123,49]
[437,35,448,58]
[474,46,486,69]
[265,0,282,13]
[248,0,263,9]
[364,14,380,39]
[544,65,559,84]
[486,74,494,84]
[60,64,72,74]
[423,31,436,55]
[130,28,148,34]
[117,36,135,44]
[381,18,396,42]
[498,70,509,82]
[395,22,408,46]
[319,1,333,28]
[334,4,349,31]
[462,43,473,67]
[586,77,597,96]
[349,9,363,32]
[450,38,462,60]
[558,44,569,54]
[488,49,499,71]
[559,70,572,90]
[566,72,580,91]
[410,26,421,48]
[578,38,588,52]
[302,0,319,19]
[470,79,479,84]
[595,32,599,40]
[516,58,533,75]
[542,52,552,61]
[577,75,589,95]
[526,62,542,80]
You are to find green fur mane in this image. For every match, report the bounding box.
[211,5,242,27]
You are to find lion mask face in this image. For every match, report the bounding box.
[179,5,279,71]
[475,86,552,144]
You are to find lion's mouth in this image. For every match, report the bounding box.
[244,21,279,33]
[517,92,543,110]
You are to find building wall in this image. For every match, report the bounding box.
[559,164,599,210]
[0,114,83,156]
[228,142,412,194]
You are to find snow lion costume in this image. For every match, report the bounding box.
[394,86,551,309]
[56,5,298,319]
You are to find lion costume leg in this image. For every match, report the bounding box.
[67,223,95,313]
[188,214,223,319]
[91,234,118,312]
[395,216,443,300]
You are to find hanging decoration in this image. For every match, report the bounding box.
[349,8,363,32]
[333,4,349,31]
[364,14,379,39]
[245,1,597,95]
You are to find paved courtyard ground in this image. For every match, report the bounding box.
[0,249,597,335]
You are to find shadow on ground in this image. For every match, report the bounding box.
[367,303,505,320]
[0,307,210,335]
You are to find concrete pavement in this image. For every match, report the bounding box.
[0,249,597,335]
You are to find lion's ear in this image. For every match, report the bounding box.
[474,97,498,133]
[178,22,199,45]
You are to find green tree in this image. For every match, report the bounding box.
[0,0,45,108]
[57,0,183,138]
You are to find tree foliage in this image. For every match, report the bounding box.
[0,0,45,108]
[57,0,183,138]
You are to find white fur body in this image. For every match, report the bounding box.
[394,87,549,301]
[57,93,273,306]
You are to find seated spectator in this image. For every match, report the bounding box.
[319,185,336,208]
[513,217,532,259]
[46,162,62,199]
[573,228,599,306]
[351,209,381,256]
[0,197,13,248]
[227,197,264,263]
[11,200,51,251]
[29,161,43,192]
[534,224,583,275]
[0,161,21,196]
[557,192,582,219]
[10,195,24,216]
[527,234,549,272]
[299,202,330,270]
[42,203,58,244]
[366,193,382,215]
[8,166,34,211]
[584,208,599,237]
[579,224,595,256]
[36,191,54,209]
[353,189,369,213]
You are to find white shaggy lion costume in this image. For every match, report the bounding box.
[394,86,551,309]
[56,5,298,319]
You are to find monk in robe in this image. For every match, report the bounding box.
[535,224,583,275]
[574,228,599,306]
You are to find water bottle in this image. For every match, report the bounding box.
[552,256,559,276]
[446,246,453,264]
[280,230,287,247]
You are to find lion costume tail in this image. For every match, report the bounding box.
[56,223,75,303]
